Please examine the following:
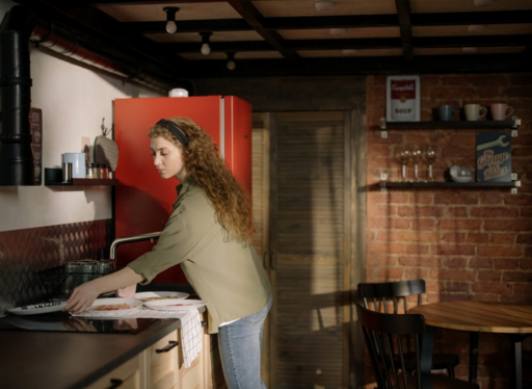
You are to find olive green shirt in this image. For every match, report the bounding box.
[128,181,271,334]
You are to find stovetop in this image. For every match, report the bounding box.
[0,311,158,334]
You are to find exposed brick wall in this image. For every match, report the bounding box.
[365,73,532,388]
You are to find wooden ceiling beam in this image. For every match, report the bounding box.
[415,34,532,48]
[395,0,413,60]
[225,0,298,59]
[11,0,186,85]
[161,38,402,52]
[180,53,532,78]
[124,19,250,34]
[412,11,532,26]
[65,0,225,4]
[125,11,532,34]
[159,35,532,53]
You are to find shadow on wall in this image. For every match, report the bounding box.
[93,69,167,98]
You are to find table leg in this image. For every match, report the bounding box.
[468,332,479,383]
[420,326,433,373]
[512,336,523,389]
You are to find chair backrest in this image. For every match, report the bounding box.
[356,303,429,389]
[357,279,426,314]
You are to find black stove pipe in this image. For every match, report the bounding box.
[0,6,36,185]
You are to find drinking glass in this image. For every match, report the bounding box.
[411,145,422,181]
[423,145,437,181]
[395,146,412,181]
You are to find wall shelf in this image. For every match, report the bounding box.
[369,180,519,194]
[378,117,521,138]
[45,178,116,187]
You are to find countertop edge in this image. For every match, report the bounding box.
[70,319,180,389]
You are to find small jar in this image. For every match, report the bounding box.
[98,165,106,179]
[86,165,94,179]
[90,164,99,179]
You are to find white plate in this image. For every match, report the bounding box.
[134,291,189,302]
[144,298,204,312]
[7,301,66,315]
[81,298,141,317]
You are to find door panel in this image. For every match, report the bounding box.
[269,111,349,389]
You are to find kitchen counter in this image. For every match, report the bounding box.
[0,318,180,389]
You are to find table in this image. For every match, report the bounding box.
[410,300,532,389]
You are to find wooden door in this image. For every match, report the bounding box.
[266,111,353,388]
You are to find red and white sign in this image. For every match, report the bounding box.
[386,75,420,122]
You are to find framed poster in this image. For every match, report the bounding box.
[476,131,512,182]
[386,75,420,122]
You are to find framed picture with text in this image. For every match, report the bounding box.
[386,75,420,122]
[476,131,512,182]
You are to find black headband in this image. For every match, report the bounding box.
[156,119,189,146]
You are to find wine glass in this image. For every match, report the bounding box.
[423,145,437,181]
[410,145,423,181]
[395,146,412,181]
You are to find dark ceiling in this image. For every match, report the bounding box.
[9,0,532,88]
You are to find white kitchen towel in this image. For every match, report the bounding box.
[73,305,204,368]
[178,307,203,368]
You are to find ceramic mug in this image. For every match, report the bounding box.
[438,104,456,121]
[490,103,514,121]
[464,104,487,121]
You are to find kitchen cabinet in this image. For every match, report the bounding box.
[145,331,179,389]
[0,318,215,389]
[87,355,142,389]
[178,331,213,389]
[84,328,212,389]
[374,117,521,193]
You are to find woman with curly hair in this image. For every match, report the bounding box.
[66,117,272,389]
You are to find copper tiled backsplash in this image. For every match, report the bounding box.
[0,220,111,314]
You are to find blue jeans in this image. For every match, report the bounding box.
[217,299,272,389]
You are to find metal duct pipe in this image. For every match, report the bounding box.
[0,6,35,185]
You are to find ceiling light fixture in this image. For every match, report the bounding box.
[226,52,236,71]
[200,32,212,56]
[314,0,335,12]
[163,6,179,34]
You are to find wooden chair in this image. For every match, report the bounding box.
[356,303,478,389]
[357,279,459,377]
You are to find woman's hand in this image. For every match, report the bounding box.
[65,281,101,313]
[64,267,143,313]
[117,284,137,298]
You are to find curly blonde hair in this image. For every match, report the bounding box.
[150,117,252,243]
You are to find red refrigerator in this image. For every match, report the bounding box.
[113,95,251,284]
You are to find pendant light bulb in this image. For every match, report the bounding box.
[226,59,236,71]
[163,6,179,34]
[165,20,177,34]
[200,42,211,56]
[199,32,212,56]
[226,52,236,71]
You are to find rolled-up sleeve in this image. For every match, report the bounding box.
[127,203,196,284]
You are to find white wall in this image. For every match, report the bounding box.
[0,0,13,15]
[0,4,159,231]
